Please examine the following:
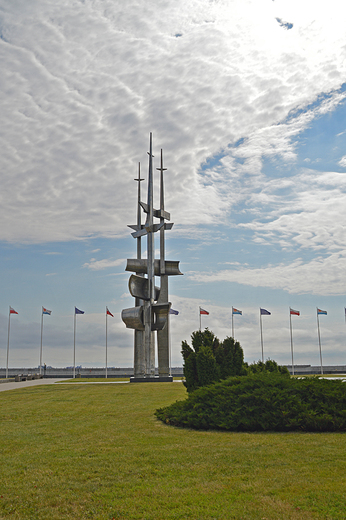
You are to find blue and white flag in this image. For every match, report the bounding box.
[75,307,85,315]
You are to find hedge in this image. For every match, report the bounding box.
[156,373,346,432]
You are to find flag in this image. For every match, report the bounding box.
[169,308,179,315]
[317,309,327,315]
[10,307,18,314]
[260,308,271,315]
[42,307,52,315]
[232,308,242,315]
[106,307,114,317]
[290,308,300,316]
[75,307,85,314]
[200,308,209,315]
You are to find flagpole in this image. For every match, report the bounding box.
[260,309,264,363]
[73,311,76,379]
[232,307,234,338]
[289,308,294,376]
[317,308,323,375]
[6,307,11,379]
[169,313,172,377]
[105,307,108,379]
[40,307,44,376]
[199,307,201,331]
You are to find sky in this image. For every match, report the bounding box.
[1,0,346,370]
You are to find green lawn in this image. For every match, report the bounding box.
[0,382,345,519]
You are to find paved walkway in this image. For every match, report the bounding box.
[0,378,70,393]
[0,379,183,392]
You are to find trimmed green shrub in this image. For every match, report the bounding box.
[181,328,247,392]
[246,359,290,377]
[156,373,346,432]
[196,345,220,387]
[181,340,199,392]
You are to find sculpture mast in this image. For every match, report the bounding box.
[121,133,182,381]
[158,149,167,276]
[134,163,144,376]
[135,163,144,261]
[157,150,170,376]
[144,132,155,375]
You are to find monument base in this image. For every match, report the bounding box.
[130,376,173,383]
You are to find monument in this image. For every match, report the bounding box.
[121,133,183,382]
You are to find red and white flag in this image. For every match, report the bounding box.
[290,308,300,316]
[106,307,114,317]
[10,307,18,315]
[199,307,209,315]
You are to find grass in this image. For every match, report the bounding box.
[0,382,345,519]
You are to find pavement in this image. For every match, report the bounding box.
[0,378,70,392]
[0,378,183,392]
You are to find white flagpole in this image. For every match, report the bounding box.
[73,311,76,379]
[232,307,234,338]
[169,312,172,377]
[105,307,108,379]
[6,307,11,379]
[317,308,323,375]
[40,307,44,376]
[260,309,264,363]
[289,309,294,376]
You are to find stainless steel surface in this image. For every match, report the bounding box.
[125,259,182,276]
[121,134,183,379]
[128,274,160,301]
[121,306,145,330]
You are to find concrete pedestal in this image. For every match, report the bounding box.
[130,376,173,383]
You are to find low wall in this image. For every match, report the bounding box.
[2,365,346,379]
[0,367,185,379]
[286,365,346,375]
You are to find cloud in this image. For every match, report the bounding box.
[238,169,346,254]
[1,0,346,244]
[83,258,125,270]
[167,296,346,366]
[0,310,135,368]
[3,0,346,372]
[188,252,346,295]
[338,156,346,168]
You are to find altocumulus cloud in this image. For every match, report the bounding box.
[83,258,126,270]
[1,0,346,249]
[188,253,346,296]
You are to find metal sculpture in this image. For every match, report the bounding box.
[121,134,183,381]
